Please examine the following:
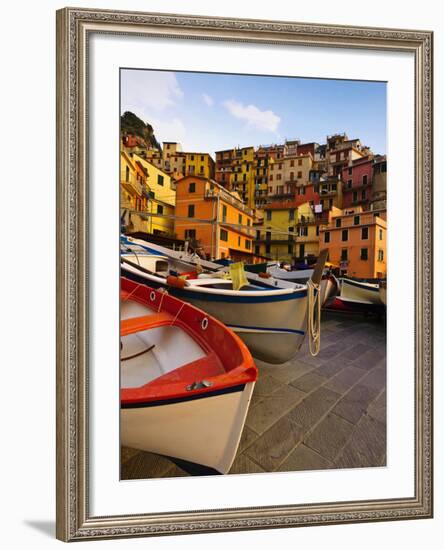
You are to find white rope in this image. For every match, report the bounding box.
[307,279,322,356]
[171,302,186,326]
[157,288,168,313]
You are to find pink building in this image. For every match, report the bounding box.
[341,156,374,208]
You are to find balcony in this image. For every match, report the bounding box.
[319,189,338,197]
[297,217,316,225]
[254,238,293,245]
[271,192,294,200]
[204,189,254,217]
[142,186,154,199]
[351,199,370,206]
[121,177,143,196]
[343,181,371,192]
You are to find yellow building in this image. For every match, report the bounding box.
[120,150,151,233]
[215,146,256,209]
[230,147,255,208]
[185,152,215,179]
[255,200,320,263]
[143,142,214,182]
[131,154,176,237]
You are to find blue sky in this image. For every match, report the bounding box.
[121,69,386,156]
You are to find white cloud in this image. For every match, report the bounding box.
[147,116,187,147]
[202,93,214,107]
[223,100,280,133]
[121,69,183,113]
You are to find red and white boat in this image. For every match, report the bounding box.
[120,277,258,475]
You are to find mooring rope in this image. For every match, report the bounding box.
[307,279,321,356]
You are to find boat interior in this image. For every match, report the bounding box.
[121,253,170,277]
[120,299,209,389]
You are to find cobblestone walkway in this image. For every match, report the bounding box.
[121,310,386,479]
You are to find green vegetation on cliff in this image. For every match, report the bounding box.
[120,111,161,150]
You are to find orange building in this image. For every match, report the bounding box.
[320,207,387,279]
[174,175,254,261]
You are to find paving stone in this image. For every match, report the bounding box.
[352,348,386,371]
[324,366,366,394]
[250,392,264,408]
[287,386,341,431]
[121,446,141,465]
[366,390,387,424]
[237,425,260,453]
[290,371,328,393]
[304,413,355,461]
[296,352,325,368]
[360,366,386,393]
[314,360,347,380]
[245,416,304,471]
[253,374,285,397]
[260,359,315,384]
[277,444,333,472]
[121,451,174,480]
[316,341,352,360]
[334,415,387,468]
[229,454,266,475]
[338,342,372,360]
[332,383,380,424]
[245,384,306,435]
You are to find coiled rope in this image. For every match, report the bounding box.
[307,279,321,356]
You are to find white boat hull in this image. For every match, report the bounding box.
[340,278,382,305]
[121,262,309,364]
[267,266,314,282]
[177,291,308,364]
[121,382,255,474]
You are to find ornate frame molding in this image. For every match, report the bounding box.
[56,7,433,541]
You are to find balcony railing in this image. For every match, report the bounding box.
[343,181,371,192]
[121,178,143,196]
[204,189,254,217]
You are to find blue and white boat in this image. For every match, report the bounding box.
[120,236,324,364]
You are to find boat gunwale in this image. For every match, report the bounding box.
[121,262,308,299]
[120,278,257,406]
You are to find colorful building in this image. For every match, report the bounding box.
[120,150,150,233]
[268,154,313,197]
[326,133,367,177]
[319,207,387,279]
[371,155,387,211]
[215,146,255,208]
[255,196,321,263]
[184,152,215,179]
[318,176,343,210]
[131,154,176,237]
[144,142,214,182]
[253,152,270,208]
[341,156,374,209]
[174,175,254,261]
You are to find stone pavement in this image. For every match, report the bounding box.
[121,310,386,479]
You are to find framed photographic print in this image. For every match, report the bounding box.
[56,7,433,541]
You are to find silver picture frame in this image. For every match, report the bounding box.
[56,7,433,541]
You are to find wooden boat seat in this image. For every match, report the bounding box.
[121,312,174,336]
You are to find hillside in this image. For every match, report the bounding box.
[120,111,161,150]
